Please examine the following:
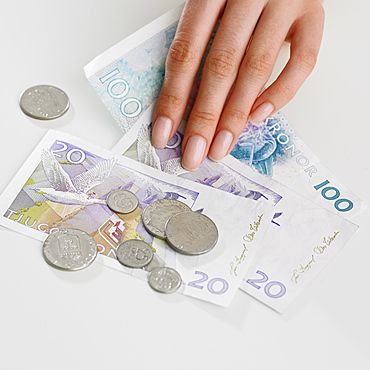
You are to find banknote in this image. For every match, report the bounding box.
[114,103,283,213]
[84,4,183,134]
[0,130,274,307]
[84,4,365,220]
[112,104,359,312]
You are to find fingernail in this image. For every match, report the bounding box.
[182,135,207,171]
[249,102,274,124]
[151,116,173,148]
[208,130,234,162]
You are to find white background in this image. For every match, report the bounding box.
[0,1,369,369]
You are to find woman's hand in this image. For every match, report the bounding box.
[151,0,325,170]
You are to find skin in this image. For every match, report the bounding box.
[151,0,325,171]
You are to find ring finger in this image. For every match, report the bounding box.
[208,1,297,161]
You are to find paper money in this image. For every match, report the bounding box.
[114,103,282,207]
[84,4,365,220]
[84,4,183,134]
[112,102,359,312]
[0,130,274,307]
[84,5,361,310]
[230,112,366,220]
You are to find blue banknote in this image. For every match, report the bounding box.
[85,5,365,219]
[85,12,179,134]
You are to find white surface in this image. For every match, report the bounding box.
[0,1,369,369]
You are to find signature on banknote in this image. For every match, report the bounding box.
[230,214,264,277]
[243,214,264,242]
[291,231,340,284]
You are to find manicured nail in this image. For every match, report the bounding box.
[249,102,274,124]
[182,135,207,171]
[208,130,234,162]
[151,116,173,148]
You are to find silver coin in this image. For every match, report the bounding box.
[42,228,97,271]
[116,239,153,268]
[142,199,191,239]
[165,211,218,255]
[107,189,139,214]
[148,267,182,294]
[19,85,70,120]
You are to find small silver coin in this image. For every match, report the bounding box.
[142,199,191,239]
[165,211,218,255]
[148,267,182,294]
[42,228,97,271]
[107,189,139,214]
[19,85,70,120]
[116,239,153,268]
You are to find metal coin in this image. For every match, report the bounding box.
[148,267,182,294]
[165,211,218,255]
[19,85,70,120]
[116,239,153,268]
[42,228,97,271]
[142,199,191,239]
[107,189,139,214]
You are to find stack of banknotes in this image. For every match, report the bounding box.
[0,4,365,312]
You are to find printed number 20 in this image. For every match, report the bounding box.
[246,270,286,299]
[188,271,229,295]
[53,141,86,164]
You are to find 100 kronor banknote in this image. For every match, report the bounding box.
[0,130,274,307]
[84,3,365,220]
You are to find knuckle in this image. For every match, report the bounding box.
[191,110,218,128]
[243,51,274,78]
[276,83,296,102]
[224,108,249,124]
[167,37,198,70]
[206,49,238,79]
[159,92,184,110]
[295,49,317,74]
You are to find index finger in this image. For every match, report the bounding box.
[151,0,224,149]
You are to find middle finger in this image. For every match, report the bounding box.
[209,1,297,161]
[181,0,265,171]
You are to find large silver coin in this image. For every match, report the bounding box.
[165,211,218,255]
[107,189,139,214]
[42,228,97,271]
[19,85,70,120]
[116,239,153,268]
[148,267,182,294]
[142,199,191,239]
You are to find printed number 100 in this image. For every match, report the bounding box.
[99,68,142,118]
[314,180,353,212]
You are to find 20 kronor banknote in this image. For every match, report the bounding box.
[84,3,366,221]
[113,104,358,312]
[0,130,274,307]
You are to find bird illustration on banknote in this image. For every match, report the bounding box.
[31,148,116,205]
[137,123,188,176]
